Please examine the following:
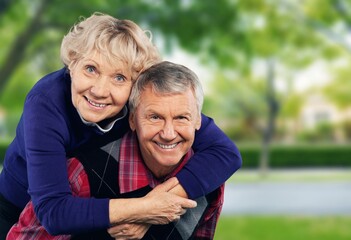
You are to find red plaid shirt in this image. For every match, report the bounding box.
[119,131,224,239]
[7,158,90,240]
[7,131,224,239]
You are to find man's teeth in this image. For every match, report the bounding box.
[158,143,177,149]
[87,99,106,108]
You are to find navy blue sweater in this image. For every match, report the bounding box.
[0,68,241,235]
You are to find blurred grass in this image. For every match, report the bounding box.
[214,216,351,240]
[218,169,351,239]
[228,168,351,183]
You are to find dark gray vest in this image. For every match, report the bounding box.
[71,139,211,240]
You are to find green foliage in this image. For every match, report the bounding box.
[1,0,351,149]
[204,72,268,141]
[0,64,39,111]
[239,144,351,168]
[225,123,262,142]
[315,122,335,140]
[3,112,21,138]
[323,65,351,109]
[0,140,10,164]
[341,120,351,141]
[215,216,351,240]
[303,0,350,25]
[0,0,29,65]
[297,122,336,143]
[279,93,304,118]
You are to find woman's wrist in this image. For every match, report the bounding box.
[109,198,144,225]
[168,183,188,198]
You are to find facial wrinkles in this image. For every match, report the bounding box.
[140,94,195,146]
[89,54,131,96]
[131,88,200,177]
[70,52,132,123]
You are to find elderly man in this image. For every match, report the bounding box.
[8,61,224,240]
[120,61,224,239]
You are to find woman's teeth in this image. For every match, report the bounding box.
[87,98,106,108]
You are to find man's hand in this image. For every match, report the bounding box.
[108,223,150,240]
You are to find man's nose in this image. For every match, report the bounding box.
[160,121,177,140]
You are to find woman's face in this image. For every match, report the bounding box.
[70,51,133,123]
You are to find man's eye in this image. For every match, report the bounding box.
[177,116,188,121]
[150,115,160,120]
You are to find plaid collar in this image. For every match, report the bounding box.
[119,131,193,194]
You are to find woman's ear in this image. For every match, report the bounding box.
[68,61,75,72]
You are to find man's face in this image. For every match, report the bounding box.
[129,85,201,178]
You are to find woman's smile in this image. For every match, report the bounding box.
[70,53,133,123]
[85,96,108,109]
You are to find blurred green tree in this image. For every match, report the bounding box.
[1,0,350,170]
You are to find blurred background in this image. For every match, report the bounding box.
[1,0,351,239]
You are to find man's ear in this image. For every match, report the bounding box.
[129,112,136,131]
[195,114,202,130]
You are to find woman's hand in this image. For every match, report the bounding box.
[140,177,196,224]
[109,177,197,225]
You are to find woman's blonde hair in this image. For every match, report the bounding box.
[60,12,161,81]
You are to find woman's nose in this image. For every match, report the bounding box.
[90,77,109,97]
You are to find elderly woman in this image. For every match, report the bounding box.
[8,61,226,240]
[0,13,241,238]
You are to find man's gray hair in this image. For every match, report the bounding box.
[129,61,204,117]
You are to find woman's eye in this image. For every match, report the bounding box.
[86,66,95,73]
[115,74,126,82]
